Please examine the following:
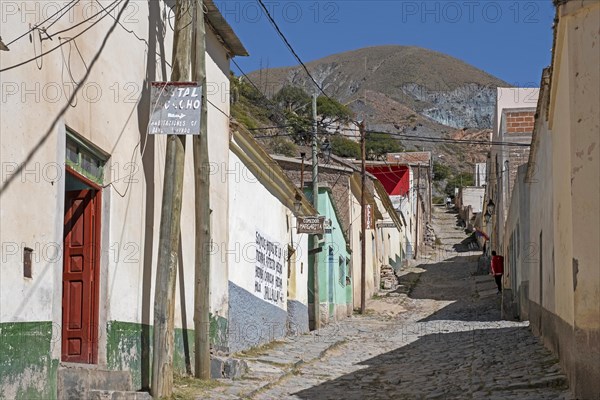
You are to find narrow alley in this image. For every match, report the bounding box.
[177,206,571,400]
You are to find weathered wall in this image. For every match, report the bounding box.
[460,187,485,214]
[311,189,351,324]
[0,1,235,395]
[505,2,600,398]
[373,196,403,271]
[226,150,309,352]
[349,190,378,310]
[562,1,600,396]
[502,165,528,320]
[491,88,539,255]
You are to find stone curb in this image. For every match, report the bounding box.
[244,338,348,399]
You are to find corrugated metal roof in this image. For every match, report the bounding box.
[204,0,248,57]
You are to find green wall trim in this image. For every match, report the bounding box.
[0,321,58,400]
[106,316,228,390]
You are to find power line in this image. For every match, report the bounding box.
[47,0,121,39]
[207,98,229,118]
[256,0,331,100]
[95,0,172,68]
[231,57,342,131]
[45,0,81,30]
[247,124,296,131]
[0,0,132,195]
[0,0,123,72]
[251,128,530,148]
[231,57,284,115]
[231,58,265,99]
[368,130,531,147]
[4,0,80,46]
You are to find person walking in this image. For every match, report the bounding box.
[490,251,504,293]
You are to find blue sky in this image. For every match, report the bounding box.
[218,0,555,87]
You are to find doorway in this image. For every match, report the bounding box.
[62,168,102,363]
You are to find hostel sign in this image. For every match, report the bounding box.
[297,216,326,235]
[149,82,202,135]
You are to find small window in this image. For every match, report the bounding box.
[345,257,351,285]
[23,247,33,278]
[338,256,345,287]
[66,130,108,185]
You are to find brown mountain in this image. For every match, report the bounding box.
[245,46,508,176]
[248,45,508,131]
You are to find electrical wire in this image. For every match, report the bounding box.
[207,98,229,118]
[231,54,352,133]
[47,0,122,39]
[102,81,169,197]
[256,0,332,100]
[252,129,531,148]
[0,0,123,72]
[4,0,80,46]
[231,57,300,128]
[45,0,81,30]
[247,124,297,131]
[32,29,43,70]
[94,0,144,42]
[0,0,132,195]
[59,38,80,107]
[231,58,265,99]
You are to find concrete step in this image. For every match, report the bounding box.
[88,390,152,400]
[58,365,133,400]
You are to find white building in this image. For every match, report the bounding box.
[488,87,539,254]
[0,1,313,397]
[474,163,487,187]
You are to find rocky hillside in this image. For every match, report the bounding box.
[249,45,508,131]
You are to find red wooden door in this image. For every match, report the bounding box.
[62,187,100,363]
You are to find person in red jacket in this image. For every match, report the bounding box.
[491,251,504,294]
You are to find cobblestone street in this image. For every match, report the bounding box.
[179,206,572,400]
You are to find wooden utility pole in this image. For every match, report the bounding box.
[414,165,421,260]
[311,93,321,330]
[428,158,433,223]
[192,0,211,380]
[152,0,193,396]
[300,152,305,191]
[359,120,367,314]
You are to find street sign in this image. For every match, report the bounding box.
[149,82,202,135]
[365,203,375,230]
[297,216,326,235]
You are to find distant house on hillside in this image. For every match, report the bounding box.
[358,152,432,259]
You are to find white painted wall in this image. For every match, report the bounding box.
[494,88,540,140]
[491,88,539,253]
[349,190,377,308]
[461,187,485,214]
[226,150,309,309]
[0,0,234,354]
[475,163,487,187]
